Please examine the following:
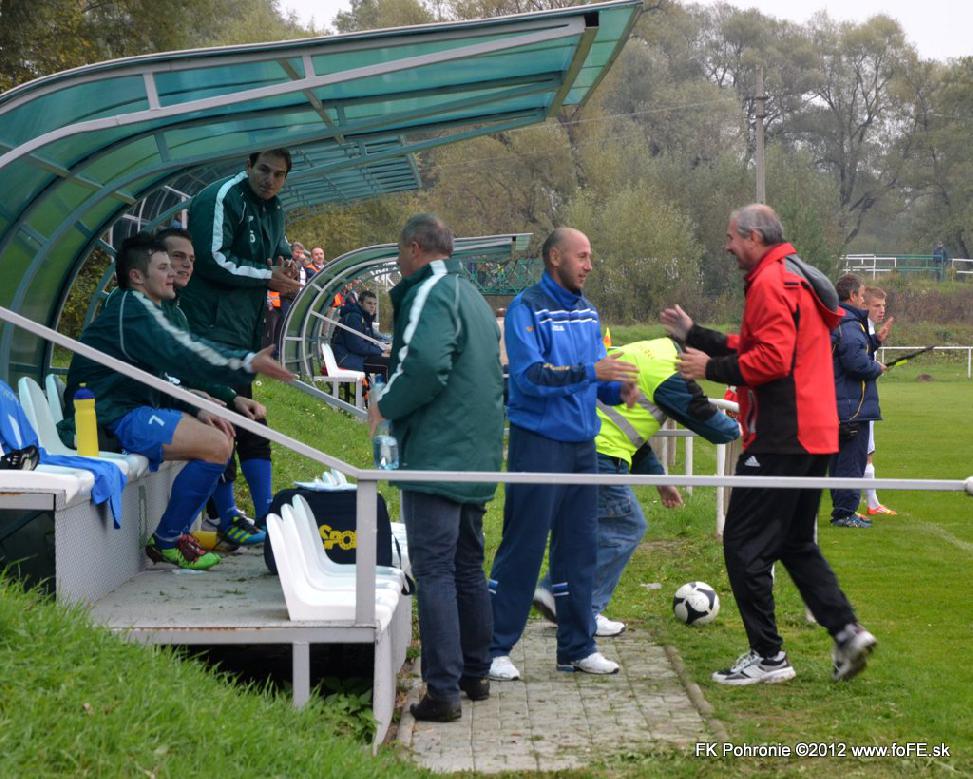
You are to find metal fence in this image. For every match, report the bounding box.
[877,345,973,379]
[840,254,971,280]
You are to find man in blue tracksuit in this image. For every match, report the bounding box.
[488,227,638,680]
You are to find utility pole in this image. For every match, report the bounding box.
[755,65,766,204]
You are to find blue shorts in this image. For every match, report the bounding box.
[110,407,184,471]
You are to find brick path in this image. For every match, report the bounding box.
[397,620,718,773]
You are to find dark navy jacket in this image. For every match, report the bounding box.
[832,303,882,422]
[331,301,382,371]
[505,271,621,442]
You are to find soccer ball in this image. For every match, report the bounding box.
[672,581,720,626]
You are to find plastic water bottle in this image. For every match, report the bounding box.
[371,376,399,470]
[74,384,99,457]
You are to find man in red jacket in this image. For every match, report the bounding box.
[661,203,877,685]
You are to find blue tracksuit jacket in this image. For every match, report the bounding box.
[505,271,621,442]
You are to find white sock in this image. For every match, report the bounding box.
[864,462,879,509]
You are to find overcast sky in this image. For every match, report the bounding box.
[281,0,971,60]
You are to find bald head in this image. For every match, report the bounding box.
[542,227,592,293]
[542,227,586,267]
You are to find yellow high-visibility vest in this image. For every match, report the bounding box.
[596,338,679,464]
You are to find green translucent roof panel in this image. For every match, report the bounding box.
[0,0,640,381]
[280,233,532,382]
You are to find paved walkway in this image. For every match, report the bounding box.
[397,621,722,773]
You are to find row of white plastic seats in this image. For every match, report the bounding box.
[267,494,405,627]
[17,376,149,479]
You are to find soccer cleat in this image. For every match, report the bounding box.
[831,514,872,528]
[146,534,221,571]
[532,587,557,624]
[595,613,626,637]
[219,512,267,546]
[867,504,897,516]
[458,676,491,701]
[711,649,796,685]
[488,655,521,681]
[558,651,619,675]
[832,623,877,681]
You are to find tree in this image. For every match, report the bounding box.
[904,58,973,258]
[333,0,433,33]
[788,14,919,246]
[563,181,703,323]
[0,0,308,93]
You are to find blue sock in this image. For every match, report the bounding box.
[212,477,239,524]
[240,458,273,521]
[153,460,226,548]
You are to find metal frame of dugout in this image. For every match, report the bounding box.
[278,233,531,419]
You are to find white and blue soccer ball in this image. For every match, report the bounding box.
[672,581,720,626]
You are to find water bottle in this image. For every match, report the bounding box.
[74,384,99,457]
[371,376,399,470]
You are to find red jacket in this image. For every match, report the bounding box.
[689,243,842,455]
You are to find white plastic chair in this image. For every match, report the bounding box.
[313,343,365,409]
[17,377,149,478]
[280,503,402,592]
[291,494,407,581]
[45,374,66,423]
[266,513,396,626]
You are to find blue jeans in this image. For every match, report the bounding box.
[401,490,493,703]
[540,453,647,616]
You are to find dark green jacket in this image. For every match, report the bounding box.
[181,171,289,351]
[57,290,253,446]
[378,258,503,504]
[162,299,238,405]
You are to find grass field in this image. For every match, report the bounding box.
[4,342,970,777]
[263,355,972,776]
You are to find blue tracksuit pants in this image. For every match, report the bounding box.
[489,424,598,665]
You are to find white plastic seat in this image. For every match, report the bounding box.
[291,494,407,581]
[45,374,66,423]
[313,343,365,409]
[266,513,396,626]
[18,377,149,478]
[280,503,402,592]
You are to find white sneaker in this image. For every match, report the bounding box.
[532,587,557,624]
[711,649,796,685]
[559,651,619,675]
[488,655,521,681]
[595,613,626,637]
[832,623,877,681]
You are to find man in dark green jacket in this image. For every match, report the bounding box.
[59,234,292,570]
[181,149,302,536]
[369,214,504,723]
[158,226,271,546]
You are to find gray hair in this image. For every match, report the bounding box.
[400,213,453,256]
[731,204,784,246]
